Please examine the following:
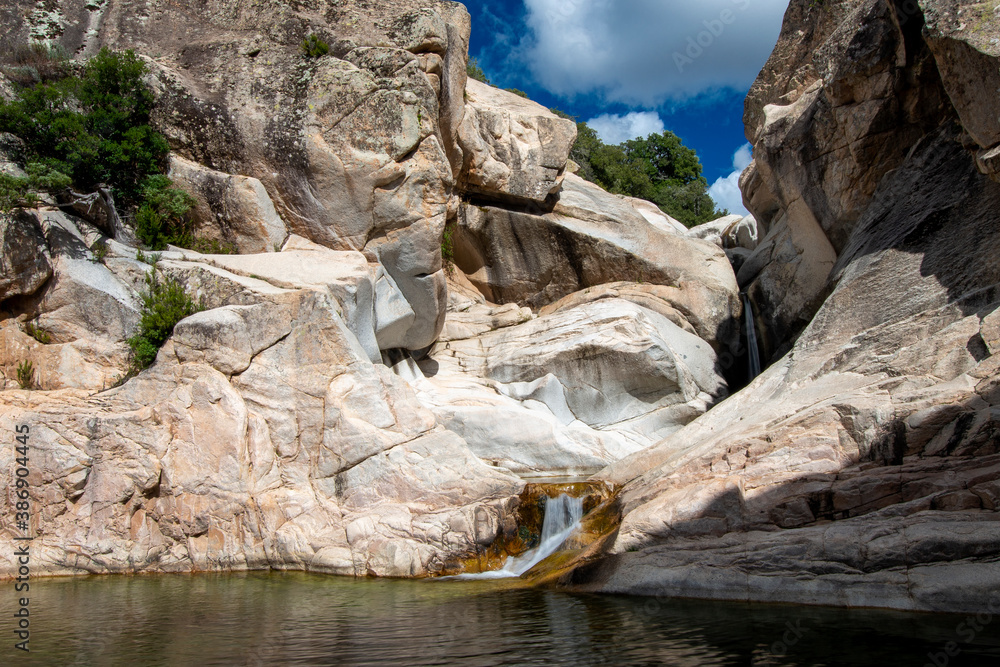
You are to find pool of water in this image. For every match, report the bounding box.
[5,572,1000,665]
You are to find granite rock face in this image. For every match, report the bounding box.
[0,245,523,578]
[400,291,728,476]
[454,174,742,354]
[458,80,577,204]
[0,0,479,354]
[0,0,734,580]
[739,0,950,360]
[570,1,1000,614]
[0,210,51,301]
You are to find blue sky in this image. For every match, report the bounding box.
[464,0,789,215]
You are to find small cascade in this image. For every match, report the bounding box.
[742,292,762,381]
[455,494,584,580]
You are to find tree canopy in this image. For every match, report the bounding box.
[557,112,727,227]
[0,46,196,249]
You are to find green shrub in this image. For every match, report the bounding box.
[135,249,160,265]
[91,239,109,263]
[505,88,529,99]
[24,323,51,344]
[0,47,169,209]
[16,360,35,389]
[300,34,330,58]
[0,173,38,212]
[132,175,197,250]
[0,161,73,212]
[134,203,171,250]
[127,269,200,372]
[467,57,489,84]
[441,223,455,274]
[188,237,237,255]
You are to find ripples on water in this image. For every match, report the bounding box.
[8,572,1000,666]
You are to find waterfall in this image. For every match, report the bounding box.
[454,494,584,580]
[742,292,761,381]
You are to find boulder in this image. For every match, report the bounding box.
[458,79,577,204]
[181,249,381,361]
[454,173,741,353]
[725,215,759,251]
[404,299,729,474]
[168,154,288,254]
[0,210,51,301]
[685,214,744,247]
[33,212,141,342]
[621,196,688,235]
[920,2,1000,179]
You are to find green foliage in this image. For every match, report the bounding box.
[188,237,237,255]
[0,173,37,212]
[25,161,73,190]
[0,47,169,209]
[505,88,529,99]
[136,249,161,266]
[467,58,489,84]
[441,223,455,274]
[16,360,35,390]
[91,239,109,264]
[133,175,197,250]
[566,121,726,227]
[300,34,330,58]
[134,203,172,251]
[127,269,200,372]
[0,161,73,212]
[24,323,51,344]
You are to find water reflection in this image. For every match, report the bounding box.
[6,572,1000,666]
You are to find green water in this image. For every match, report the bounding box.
[4,572,999,665]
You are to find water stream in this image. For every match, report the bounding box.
[742,292,762,380]
[455,494,584,580]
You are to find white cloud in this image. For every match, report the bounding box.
[587,111,665,145]
[520,0,788,105]
[709,143,753,216]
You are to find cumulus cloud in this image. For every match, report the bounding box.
[709,143,753,216]
[520,0,788,105]
[587,111,665,144]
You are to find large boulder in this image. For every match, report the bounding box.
[168,155,288,254]
[400,298,728,475]
[1,211,140,389]
[457,79,577,204]
[0,210,51,301]
[454,173,741,353]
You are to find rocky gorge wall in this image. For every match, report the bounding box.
[561,0,1000,614]
[1,0,997,615]
[0,1,741,578]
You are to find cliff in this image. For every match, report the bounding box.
[0,1,738,577]
[572,0,1000,614]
